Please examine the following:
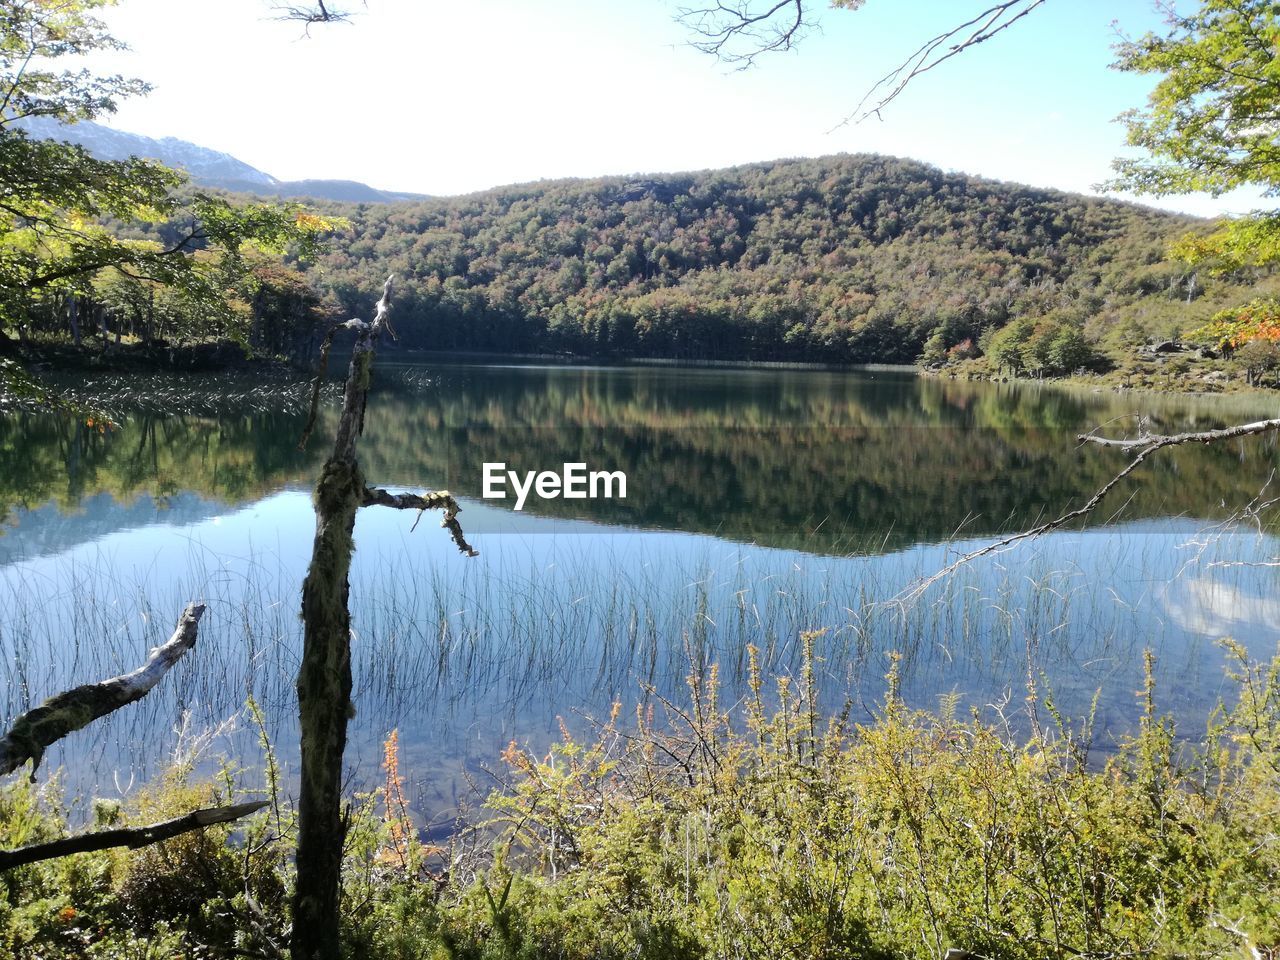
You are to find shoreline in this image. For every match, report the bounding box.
[9,339,1279,404]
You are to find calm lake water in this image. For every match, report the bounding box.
[2,358,1278,825]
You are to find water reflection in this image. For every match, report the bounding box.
[0,360,1278,815]
[4,361,1279,555]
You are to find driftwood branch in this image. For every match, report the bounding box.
[0,801,268,870]
[0,603,206,779]
[362,486,479,557]
[1077,417,1280,451]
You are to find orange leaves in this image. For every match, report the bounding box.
[1191,298,1280,349]
[380,729,413,870]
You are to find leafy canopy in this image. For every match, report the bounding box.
[0,0,334,336]
[1112,1,1280,278]
[1111,0,1280,198]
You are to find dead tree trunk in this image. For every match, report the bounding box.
[0,801,268,870]
[290,276,475,960]
[291,354,368,960]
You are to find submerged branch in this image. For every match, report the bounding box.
[0,801,269,870]
[0,603,206,779]
[362,486,479,557]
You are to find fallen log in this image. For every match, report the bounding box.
[0,602,207,778]
[0,800,269,870]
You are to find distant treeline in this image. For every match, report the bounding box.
[16,152,1275,370]
[300,153,1256,366]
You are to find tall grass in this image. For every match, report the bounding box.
[0,514,1276,822]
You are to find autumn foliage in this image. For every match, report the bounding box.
[1190,297,1280,351]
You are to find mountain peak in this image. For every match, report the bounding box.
[12,117,426,204]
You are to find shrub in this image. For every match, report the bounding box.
[461,642,1280,960]
[3,648,1280,958]
[1234,338,1280,386]
[1190,297,1280,352]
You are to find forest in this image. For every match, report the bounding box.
[304,154,1218,366]
[13,152,1277,376]
[243,152,1279,372]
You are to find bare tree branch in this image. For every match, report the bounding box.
[899,437,1161,603]
[271,1,363,36]
[362,486,479,557]
[901,416,1280,603]
[1076,417,1280,450]
[0,603,206,779]
[835,0,1045,127]
[675,0,823,68]
[675,1,1046,121]
[0,801,269,870]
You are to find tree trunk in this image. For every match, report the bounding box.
[290,286,385,960]
[68,294,81,347]
[291,452,364,960]
[290,276,475,960]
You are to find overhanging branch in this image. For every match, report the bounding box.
[675,0,816,67]
[836,0,1046,127]
[901,416,1280,602]
[675,1,1046,123]
[1077,417,1280,450]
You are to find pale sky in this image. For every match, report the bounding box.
[79,0,1267,217]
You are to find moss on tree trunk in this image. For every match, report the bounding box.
[292,455,363,960]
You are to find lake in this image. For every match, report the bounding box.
[1,357,1278,829]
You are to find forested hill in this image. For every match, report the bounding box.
[308,153,1214,364]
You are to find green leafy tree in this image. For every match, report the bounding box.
[1111,1,1280,271]
[1046,323,1094,373]
[984,316,1033,374]
[0,1,333,367]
